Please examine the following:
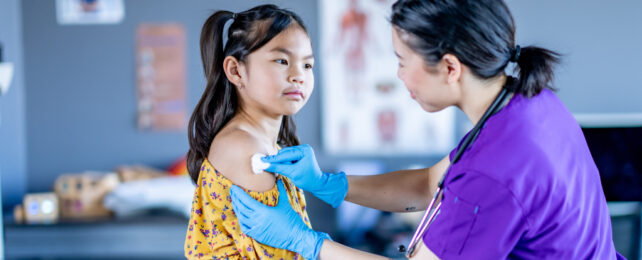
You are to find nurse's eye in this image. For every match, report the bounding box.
[275,59,288,65]
[398,62,404,68]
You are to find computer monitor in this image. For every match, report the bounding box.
[577,113,642,201]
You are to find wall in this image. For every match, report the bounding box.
[507,0,642,113]
[0,0,27,208]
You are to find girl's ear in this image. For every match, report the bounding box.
[442,53,462,85]
[223,56,245,88]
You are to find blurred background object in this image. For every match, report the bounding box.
[0,47,14,96]
[54,172,119,219]
[19,193,59,225]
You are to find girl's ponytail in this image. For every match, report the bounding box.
[200,11,233,83]
[187,11,237,183]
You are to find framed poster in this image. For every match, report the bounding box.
[320,0,456,156]
[136,24,187,131]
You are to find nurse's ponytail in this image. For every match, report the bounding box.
[513,46,560,97]
[391,0,560,98]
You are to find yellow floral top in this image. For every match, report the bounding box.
[185,158,312,259]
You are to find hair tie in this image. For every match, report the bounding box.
[510,45,521,63]
[222,14,235,49]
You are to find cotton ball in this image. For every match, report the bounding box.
[251,153,270,174]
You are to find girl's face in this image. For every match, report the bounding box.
[391,28,459,112]
[237,25,314,117]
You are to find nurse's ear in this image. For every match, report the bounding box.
[442,53,462,85]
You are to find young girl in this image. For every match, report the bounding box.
[184,5,319,259]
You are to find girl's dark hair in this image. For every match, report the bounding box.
[187,5,307,183]
[391,0,560,97]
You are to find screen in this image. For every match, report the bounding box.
[582,127,642,201]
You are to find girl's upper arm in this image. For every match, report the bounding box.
[208,131,277,192]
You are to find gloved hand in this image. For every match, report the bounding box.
[230,179,331,260]
[262,144,348,208]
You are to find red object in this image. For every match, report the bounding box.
[168,155,188,176]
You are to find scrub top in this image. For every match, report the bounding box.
[423,89,623,259]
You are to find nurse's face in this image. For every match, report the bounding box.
[392,28,460,112]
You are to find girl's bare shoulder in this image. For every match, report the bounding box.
[208,128,276,192]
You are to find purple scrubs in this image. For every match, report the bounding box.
[423,89,623,259]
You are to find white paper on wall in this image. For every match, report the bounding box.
[320,0,456,156]
[56,0,125,25]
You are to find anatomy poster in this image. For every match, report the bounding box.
[320,0,456,155]
[136,24,187,131]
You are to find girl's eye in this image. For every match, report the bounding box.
[276,59,288,65]
[304,63,313,69]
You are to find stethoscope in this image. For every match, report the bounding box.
[400,85,514,258]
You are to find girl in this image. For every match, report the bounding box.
[184,5,326,259]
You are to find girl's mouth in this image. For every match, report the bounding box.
[284,90,304,100]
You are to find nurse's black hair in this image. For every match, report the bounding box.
[390,0,560,97]
[187,5,306,184]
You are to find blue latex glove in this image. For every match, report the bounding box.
[230,179,331,260]
[262,144,348,208]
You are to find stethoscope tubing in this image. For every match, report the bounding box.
[404,87,512,258]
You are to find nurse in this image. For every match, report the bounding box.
[230,0,623,259]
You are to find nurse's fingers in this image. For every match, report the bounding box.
[231,197,258,234]
[232,202,253,219]
[264,163,295,176]
[262,146,305,164]
[275,180,290,209]
[235,211,253,234]
[230,185,261,212]
[239,221,253,235]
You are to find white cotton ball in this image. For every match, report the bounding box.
[251,153,270,174]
